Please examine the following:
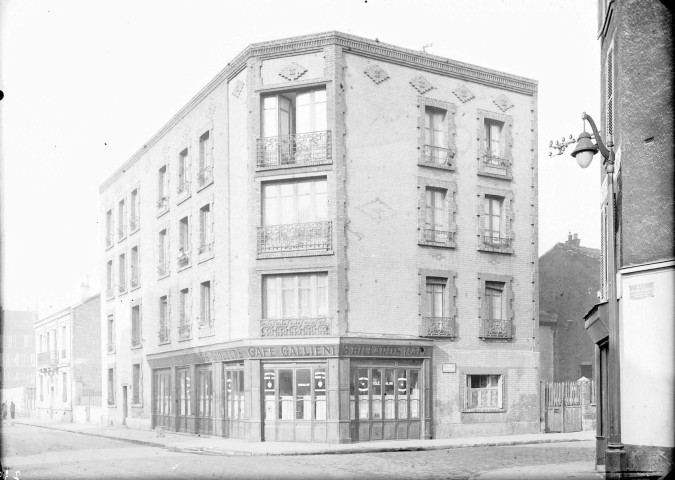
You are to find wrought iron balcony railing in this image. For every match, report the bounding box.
[483,235,512,247]
[479,318,513,339]
[257,130,332,169]
[117,225,126,240]
[422,145,454,167]
[177,181,190,196]
[177,252,190,268]
[37,351,58,367]
[197,166,213,188]
[260,317,331,337]
[130,275,140,289]
[257,221,332,256]
[157,262,169,277]
[423,229,454,244]
[157,196,169,212]
[131,333,141,348]
[105,234,114,248]
[419,316,456,338]
[482,149,509,173]
[158,326,170,344]
[198,315,215,335]
[178,322,192,340]
[106,287,115,299]
[118,283,127,294]
[129,215,139,232]
[198,242,214,256]
[106,343,115,354]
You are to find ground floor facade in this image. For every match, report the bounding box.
[103,336,539,443]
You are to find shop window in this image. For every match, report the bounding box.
[177,368,191,416]
[465,374,502,409]
[263,366,326,421]
[225,368,245,420]
[350,367,420,421]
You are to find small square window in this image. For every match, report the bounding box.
[466,374,502,409]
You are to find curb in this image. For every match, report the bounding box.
[13,421,592,457]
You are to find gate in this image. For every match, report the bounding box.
[541,381,582,433]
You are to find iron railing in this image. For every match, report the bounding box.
[260,317,331,337]
[178,322,192,340]
[198,315,215,335]
[158,326,170,344]
[177,252,190,268]
[118,283,127,294]
[130,275,140,289]
[257,130,332,168]
[197,166,213,188]
[422,145,454,167]
[37,351,58,367]
[129,215,139,232]
[105,234,113,248]
[482,149,509,172]
[131,332,141,348]
[117,225,126,240]
[479,318,512,339]
[157,262,169,277]
[177,181,190,196]
[257,221,332,255]
[423,229,454,244]
[419,317,456,338]
[157,196,169,212]
[198,242,214,256]
[483,235,511,247]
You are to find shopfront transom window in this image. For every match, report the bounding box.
[350,367,420,420]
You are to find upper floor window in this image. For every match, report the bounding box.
[199,280,213,333]
[130,245,140,289]
[484,120,503,158]
[130,188,140,232]
[606,48,614,137]
[118,253,127,294]
[118,199,126,241]
[263,179,327,226]
[477,110,511,179]
[106,315,115,353]
[484,196,505,245]
[178,148,190,198]
[425,277,445,318]
[106,260,114,299]
[425,188,448,243]
[424,107,449,165]
[105,209,114,248]
[263,272,328,319]
[197,130,214,190]
[158,228,169,277]
[60,326,67,358]
[198,204,214,259]
[258,88,331,168]
[178,288,192,341]
[158,295,170,344]
[178,216,191,269]
[485,281,504,322]
[131,304,141,348]
[157,165,169,213]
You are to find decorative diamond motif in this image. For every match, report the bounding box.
[364,64,390,84]
[355,197,396,224]
[493,94,514,112]
[409,76,434,94]
[278,62,308,81]
[232,80,245,98]
[452,84,475,103]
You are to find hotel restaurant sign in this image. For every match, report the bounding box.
[147,342,430,369]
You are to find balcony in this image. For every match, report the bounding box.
[423,229,455,244]
[483,235,512,247]
[177,252,191,269]
[197,166,213,189]
[130,275,140,289]
[131,332,141,348]
[257,130,332,169]
[198,316,215,336]
[105,234,114,249]
[257,221,332,257]
[479,318,513,339]
[37,351,58,368]
[129,215,139,232]
[177,181,191,202]
[106,343,115,354]
[157,196,169,215]
[157,262,169,278]
[118,282,127,294]
[421,145,455,169]
[260,317,331,337]
[481,149,510,177]
[178,322,192,341]
[419,317,456,338]
[117,225,126,241]
[158,326,171,344]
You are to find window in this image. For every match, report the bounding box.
[263,179,328,226]
[484,120,503,158]
[107,315,115,353]
[425,188,447,243]
[106,260,114,297]
[478,274,513,339]
[118,199,126,240]
[465,374,502,409]
[225,368,245,420]
[263,366,326,421]
[60,326,67,358]
[131,305,141,348]
[264,273,328,319]
[62,372,68,403]
[198,204,214,256]
[580,363,593,380]
[484,196,504,244]
[199,281,213,329]
[424,107,448,165]
[118,253,127,293]
[130,245,140,288]
[130,188,140,232]
[107,368,115,405]
[197,131,214,188]
[178,216,191,268]
[40,375,44,402]
[132,364,141,404]
[485,282,504,321]
[158,228,169,277]
[349,367,420,421]
[105,209,114,248]
[158,165,169,211]
[426,277,445,317]
[178,288,191,340]
[159,295,170,343]
[178,148,190,198]
[259,88,330,168]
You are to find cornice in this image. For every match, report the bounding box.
[100,31,537,192]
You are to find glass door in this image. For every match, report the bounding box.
[153,369,172,429]
[176,367,191,432]
[196,366,213,435]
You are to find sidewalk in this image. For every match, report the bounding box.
[11,418,595,457]
[472,460,602,480]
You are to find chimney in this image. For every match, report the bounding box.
[566,233,581,247]
[567,232,573,243]
[80,282,91,301]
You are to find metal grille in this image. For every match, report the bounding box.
[606,49,614,136]
[419,317,456,338]
[257,130,332,168]
[479,318,512,339]
[257,221,332,255]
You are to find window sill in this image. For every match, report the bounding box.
[117,236,127,243]
[177,191,191,205]
[130,344,143,350]
[129,227,140,236]
[156,207,170,218]
[107,403,116,408]
[477,170,512,181]
[461,408,506,414]
[254,162,332,179]
[477,244,514,255]
[131,283,141,292]
[257,250,334,260]
[196,178,214,193]
[131,403,143,408]
[105,243,114,251]
[418,240,456,249]
[417,159,455,172]
[157,272,170,280]
[158,340,171,346]
[177,262,192,272]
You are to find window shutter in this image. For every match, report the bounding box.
[210,203,215,243]
[209,130,214,168]
[606,49,614,137]
[600,203,608,300]
[188,216,192,253]
[210,278,215,324]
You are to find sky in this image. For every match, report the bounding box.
[0,0,601,315]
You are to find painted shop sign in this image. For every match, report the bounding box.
[148,342,429,368]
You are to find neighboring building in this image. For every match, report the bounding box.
[99,32,539,442]
[0,309,37,416]
[584,1,674,476]
[35,294,101,423]
[539,234,600,382]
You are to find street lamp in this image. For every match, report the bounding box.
[555,112,623,470]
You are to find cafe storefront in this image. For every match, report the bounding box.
[146,338,432,443]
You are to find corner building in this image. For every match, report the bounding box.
[99,32,539,442]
